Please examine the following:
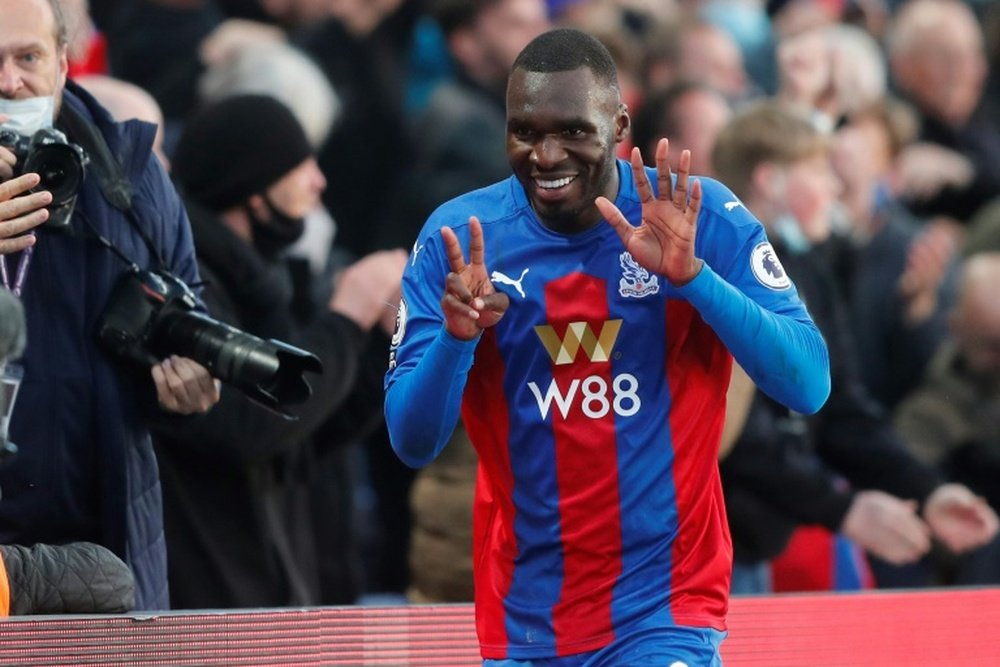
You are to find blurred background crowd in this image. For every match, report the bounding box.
[21,0,1000,609]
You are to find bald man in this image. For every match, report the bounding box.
[75,74,170,170]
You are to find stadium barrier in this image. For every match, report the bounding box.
[1,587,999,665]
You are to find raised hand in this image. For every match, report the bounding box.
[440,216,509,341]
[595,138,703,286]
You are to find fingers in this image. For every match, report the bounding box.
[441,225,467,274]
[687,178,703,223]
[925,485,1000,552]
[655,138,671,202]
[630,146,654,204]
[152,356,220,415]
[595,196,632,245]
[0,146,16,181]
[468,216,484,268]
[0,172,43,202]
[475,290,510,329]
[0,180,50,255]
[673,149,691,210]
[444,271,474,309]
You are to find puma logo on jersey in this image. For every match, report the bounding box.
[491,268,530,298]
[724,200,744,212]
[411,240,425,266]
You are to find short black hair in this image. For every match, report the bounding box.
[512,28,619,90]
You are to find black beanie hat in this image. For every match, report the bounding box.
[172,94,313,211]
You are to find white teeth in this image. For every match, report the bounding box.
[536,176,575,189]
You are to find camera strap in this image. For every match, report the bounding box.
[0,246,33,298]
[57,102,166,270]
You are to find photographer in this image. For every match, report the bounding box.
[1,289,135,617]
[0,0,218,611]
[160,93,405,608]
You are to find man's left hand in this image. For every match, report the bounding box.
[596,138,703,286]
[924,483,1000,553]
[151,356,221,415]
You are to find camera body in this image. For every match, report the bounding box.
[0,127,88,229]
[97,267,322,418]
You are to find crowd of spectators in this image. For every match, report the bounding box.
[3,0,1000,612]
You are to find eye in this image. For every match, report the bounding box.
[510,125,535,141]
[561,128,585,139]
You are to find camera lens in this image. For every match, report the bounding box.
[23,144,85,205]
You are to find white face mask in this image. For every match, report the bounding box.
[0,96,56,136]
[774,214,812,256]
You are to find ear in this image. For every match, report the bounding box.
[614,103,630,144]
[56,44,69,92]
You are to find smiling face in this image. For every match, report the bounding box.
[506,65,628,233]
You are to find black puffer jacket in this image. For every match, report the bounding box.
[150,199,377,608]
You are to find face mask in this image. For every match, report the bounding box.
[0,96,55,136]
[246,196,306,259]
[774,214,812,256]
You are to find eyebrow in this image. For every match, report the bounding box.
[0,40,50,57]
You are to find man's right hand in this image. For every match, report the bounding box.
[440,216,509,340]
[841,490,932,565]
[329,248,408,332]
[0,173,50,255]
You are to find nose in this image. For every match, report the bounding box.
[308,159,326,193]
[530,135,567,169]
[0,60,23,97]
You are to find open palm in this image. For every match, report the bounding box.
[596,139,703,286]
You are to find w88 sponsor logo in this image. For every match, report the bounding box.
[527,373,641,420]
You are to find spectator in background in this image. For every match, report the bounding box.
[100,0,225,140]
[831,98,960,411]
[196,38,342,277]
[895,252,1000,586]
[158,94,406,609]
[0,0,219,610]
[774,21,887,134]
[74,73,170,170]
[886,0,1000,222]
[675,18,751,104]
[631,80,733,176]
[713,101,998,594]
[382,0,549,250]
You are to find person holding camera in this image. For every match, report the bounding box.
[159,93,406,609]
[0,0,219,611]
[0,289,136,617]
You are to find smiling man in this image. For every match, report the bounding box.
[385,28,830,665]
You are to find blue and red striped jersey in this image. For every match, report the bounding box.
[385,160,829,660]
